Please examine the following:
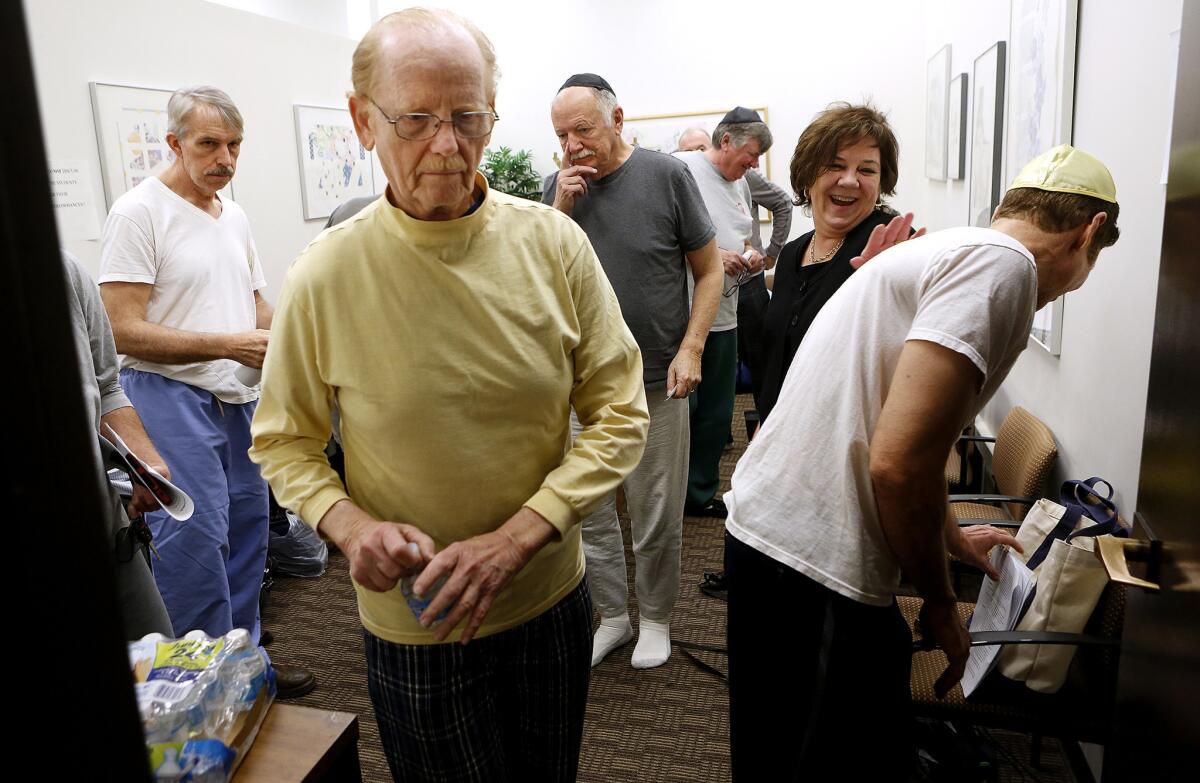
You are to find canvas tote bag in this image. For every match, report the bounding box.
[998,478,1124,693]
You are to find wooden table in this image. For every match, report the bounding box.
[234,704,361,782]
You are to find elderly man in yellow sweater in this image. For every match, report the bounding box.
[248,9,649,782]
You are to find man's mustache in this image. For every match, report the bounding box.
[419,156,468,174]
[206,166,235,177]
[571,149,597,162]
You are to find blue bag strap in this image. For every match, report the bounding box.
[1025,478,1123,570]
[1061,477,1126,540]
[1025,504,1080,570]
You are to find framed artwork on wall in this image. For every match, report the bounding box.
[293,104,376,221]
[969,42,1006,229]
[1005,0,1079,184]
[1006,0,1078,356]
[90,82,233,210]
[621,106,773,222]
[947,73,968,180]
[925,45,951,180]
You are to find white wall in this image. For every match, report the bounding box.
[915,0,1183,513]
[205,0,352,39]
[29,0,1175,514]
[26,0,359,289]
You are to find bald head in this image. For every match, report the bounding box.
[352,8,499,102]
[677,127,710,152]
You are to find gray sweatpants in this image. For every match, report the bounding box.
[572,389,689,623]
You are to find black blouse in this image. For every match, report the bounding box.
[755,209,894,421]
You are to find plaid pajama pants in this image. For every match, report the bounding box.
[364,579,593,782]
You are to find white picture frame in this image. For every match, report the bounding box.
[947,73,968,180]
[90,82,233,209]
[925,45,951,181]
[970,42,1007,228]
[293,104,376,221]
[1006,0,1079,356]
[1005,0,1079,185]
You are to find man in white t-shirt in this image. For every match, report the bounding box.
[98,85,312,698]
[722,145,1121,779]
[673,107,769,520]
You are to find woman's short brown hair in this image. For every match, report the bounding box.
[790,102,899,208]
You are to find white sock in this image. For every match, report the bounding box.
[631,619,671,669]
[591,613,633,667]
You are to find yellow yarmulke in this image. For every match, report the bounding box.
[1007,144,1117,203]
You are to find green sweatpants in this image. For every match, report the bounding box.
[686,328,738,509]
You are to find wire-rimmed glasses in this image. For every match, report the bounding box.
[370,99,498,140]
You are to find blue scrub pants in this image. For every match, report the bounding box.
[120,369,269,643]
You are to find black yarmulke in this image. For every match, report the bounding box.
[558,73,616,95]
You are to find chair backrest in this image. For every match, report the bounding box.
[993,407,1058,514]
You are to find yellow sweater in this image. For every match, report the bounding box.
[249,179,648,644]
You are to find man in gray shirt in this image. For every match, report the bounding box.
[63,251,173,639]
[545,73,722,669]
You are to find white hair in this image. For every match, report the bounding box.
[167,86,243,138]
[713,121,773,152]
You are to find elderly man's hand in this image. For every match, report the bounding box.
[552,164,598,215]
[743,248,765,274]
[666,346,702,399]
[719,249,745,277]
[849,212,927,269]
[125,460,173,517]
[414,507,555,643]
[319,502,437,592]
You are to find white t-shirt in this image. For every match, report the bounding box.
[725,227,1038,605]
[99,177,267,403]
[675,150,753,332]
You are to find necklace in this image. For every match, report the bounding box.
[807,235,845,265]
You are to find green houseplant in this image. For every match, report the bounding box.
[479,146,543,201]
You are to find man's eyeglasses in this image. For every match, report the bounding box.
[371,99,498,141]
[723,268,755,298]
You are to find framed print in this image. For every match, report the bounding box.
[1006,0,1079,356]
[1005,0,1079,184]
[925,45,951,180]
[969,42,1006,228]
[293,104,376,221]
[947,73,968,180]
[90,82,233,209]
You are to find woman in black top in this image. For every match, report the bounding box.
[756,103,915,422]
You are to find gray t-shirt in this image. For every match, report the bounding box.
[543,147,715,386]
[64,251,131,436]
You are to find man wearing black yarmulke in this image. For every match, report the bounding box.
[546,74,723,669]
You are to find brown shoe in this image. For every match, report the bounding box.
[274,664,316,700]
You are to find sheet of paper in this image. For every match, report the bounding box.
[48,159,102,241]
[961,547,1035,697]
